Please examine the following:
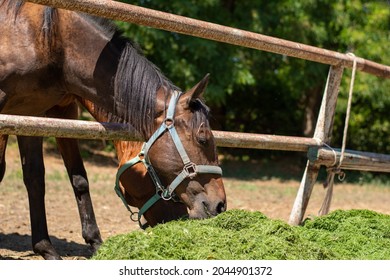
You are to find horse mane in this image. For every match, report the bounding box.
[63,9,182,138]
[111,40,178,137]
[4,0,210,139]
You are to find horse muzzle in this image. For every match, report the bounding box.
[182,178,227,219]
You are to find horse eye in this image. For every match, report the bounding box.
[197,135,208,145]
[196,126,209,145]
[155,109,164,118]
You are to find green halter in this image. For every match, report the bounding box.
[114,91,222,229]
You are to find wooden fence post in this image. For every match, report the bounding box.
[289,65,344,225]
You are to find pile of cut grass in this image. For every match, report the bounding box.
[92,209,390,260]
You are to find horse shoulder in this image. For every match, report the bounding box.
[0,4,53,79]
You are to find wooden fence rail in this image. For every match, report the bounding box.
[0,114,318,151]
[2,114,390,173]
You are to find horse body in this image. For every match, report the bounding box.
[0,2,110,115]
[0,1,226,259]
[0,2,112,259]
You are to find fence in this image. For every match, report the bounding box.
[5,0,390,225]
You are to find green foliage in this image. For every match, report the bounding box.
[115,0,389,156]
[92,209,390,260]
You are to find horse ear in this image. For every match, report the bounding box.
[184,73,210,101]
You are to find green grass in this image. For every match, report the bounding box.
[92,209,390,260]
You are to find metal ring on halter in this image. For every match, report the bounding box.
[160,189,172,201]
[130,211,139,222]
[164,117,174,128]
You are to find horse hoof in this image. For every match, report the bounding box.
[34,240,62,260]
[90,242,102,254]
[44,254,63,260]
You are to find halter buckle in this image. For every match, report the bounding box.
[184,162,197,179]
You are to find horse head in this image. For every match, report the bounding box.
[113,74,226,227]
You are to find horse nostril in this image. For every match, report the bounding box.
[201,201,226,217]
[216,201,226,214]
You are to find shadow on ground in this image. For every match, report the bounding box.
[0,232,93,260]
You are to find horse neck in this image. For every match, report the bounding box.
[79,98,144,165]
[59,10,119,113]
[61,10,166,138]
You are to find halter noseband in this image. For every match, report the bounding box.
[114,90,222,229]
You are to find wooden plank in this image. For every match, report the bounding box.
[0,114,321,151]
[0,114,143,141]
[25,0,390,78]
[308,147,390,173]
[212,131,318,152]
[289,161,321,223]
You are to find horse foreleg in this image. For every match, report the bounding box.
[0,135,8,181]
[55,137,103,252]
[0,88,8,181]
[17,136,61,260]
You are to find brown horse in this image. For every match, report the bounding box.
[0,1,226,259]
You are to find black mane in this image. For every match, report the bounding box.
[71,12,211,139]
[112,38,179,137]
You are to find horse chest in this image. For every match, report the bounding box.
[0,69,68,116]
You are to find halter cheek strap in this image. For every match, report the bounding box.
[114,90,222,229]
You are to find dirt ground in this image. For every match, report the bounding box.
[0,137,389,260]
